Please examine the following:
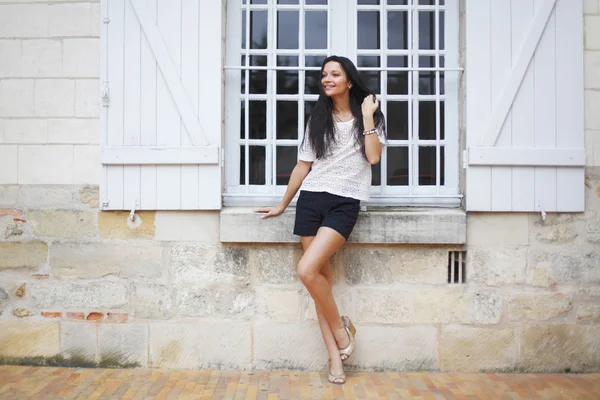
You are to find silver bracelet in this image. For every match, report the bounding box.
[363,128,377,136]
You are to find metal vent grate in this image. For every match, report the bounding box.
[448,251,466,284]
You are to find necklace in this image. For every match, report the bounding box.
[333,113,353,123]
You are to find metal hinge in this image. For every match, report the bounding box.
[101,81,110,107]
[103,16,110,24]
[102,199,109,208]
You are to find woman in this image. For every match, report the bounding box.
[256,55,386,384]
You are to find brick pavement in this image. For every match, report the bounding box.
[0,366,599,399]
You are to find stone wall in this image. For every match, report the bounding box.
[0,0,599,373]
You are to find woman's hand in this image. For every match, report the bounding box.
[254,204,284,219]
[361,94,379,117]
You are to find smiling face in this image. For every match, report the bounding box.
[321,61,352,98]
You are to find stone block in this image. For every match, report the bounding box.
[91,3,100,37]
[466,213,529,246]
[18,145,73,184]
[257,287,302,322]
[98,211,155,239]
[254,322,327,370]
[0,321,59,357]
[155,211,219,243]
[75,79,100,117]
[586,16,600,50]
[0,4,48,38]
[2,119,47,144]
[30,281,128,309]
[440,326,517,372]
[149,322,251,370]
[586,90,600,130]
[586,212,600,243]
[60,322,97,360]
[0,145,17,184]
[177,285,255,318]
[526,251,555,287]
[48,3,92,37]
[0,79,34,117]
[0,185,18,207]
[0,287,9,312]
[175,287,212,317]
[509,293,572,321]
[577,304,600,321]
[34,79,75,117]
[468,247,527,286]
[79,185,99,209]
[520,325,600,372]
[530,214,583,244]
[586,51,600,89]
[304,286,353,322]
[584,0,598,14]
[170,244,250,285]
[356,289,414,323]
[585,167,600,211]
[47,118,100,144]
[0,241,47,269]
[51,242,163,279]
[342,246,393,285]
[28,210,95,238]
[414,287,469,324]
[130,283,174,319]
[98,324,148,368]
[253,245,301,284]
[62,39,100,77]
[73,145,100,184]
[0,39,22,77]
[550,251,600,284]
[391,248,449,284]
[21,39,62,77]
[346,325,438,371]
[18,187,78,209]
[471,291,503,324]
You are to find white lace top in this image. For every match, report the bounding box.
[298,119,386,201]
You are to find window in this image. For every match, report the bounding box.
[224,0,460,207]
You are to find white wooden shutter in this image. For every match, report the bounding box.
[465,0,585,212]
[100,0,222,210]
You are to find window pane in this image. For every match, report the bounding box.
[358,0,379,4]
[304,101,316,127]
[240,101,246,139]
[249,101,267,139]
[250,56,267,94]
[240,56,246,93]
[418,0,445,4]
[439,11,445,50]
[419,146,443,186]
[278,0,298,4]
[388,0,408,4]
[278,11,299,49]
[305,56,322,94]
[305,12,327,49]
[371,163,381,186]
[419,101,439,140]
[388,11,408,49]
[387,102,408,140]
[358,56,380,94]
[276,146,297,185]
[277,56,299,94]
[250,11,268,49]
[241,11,246,49]
[358,11,380,50]
[306,0,327,4]
[418,11,435,50]
[250,146,266,185]
[240,145,245,184]
[418,56,435,95]
[387,147,409,186]
[251,0,267,4]
[277,101,298,139]
[388,56,408,95]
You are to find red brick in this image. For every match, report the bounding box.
[41,312,62,318]
[66,312,85,320]
[86,312,104,321]
[13,218,27,223]
[32,274,49,280]
[106,312,128,323]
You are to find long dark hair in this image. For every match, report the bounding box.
[303,55,386,159]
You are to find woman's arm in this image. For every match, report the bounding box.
[254,160,312,219]
[362,95,382,165]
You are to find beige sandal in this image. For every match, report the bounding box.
[339,315,356,361]
[328,361,346,384]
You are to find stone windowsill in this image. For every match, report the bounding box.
[220,207,466,244]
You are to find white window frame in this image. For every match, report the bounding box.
[224,0,461,207]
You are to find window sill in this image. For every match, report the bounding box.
[220,207,466,244]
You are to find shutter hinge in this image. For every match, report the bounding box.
[101,81,110,107]
[462,149,468,169]
[103,16,110,24]
[102,199,109,208]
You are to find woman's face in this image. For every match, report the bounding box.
[321,61,351,98]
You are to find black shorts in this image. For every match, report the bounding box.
[293,191,360,240]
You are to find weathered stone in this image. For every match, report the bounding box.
[0,321,60,357]
[0,208,23,217]
[13,308,32,317]
[0,287,8,311]
[130,283,174,319]
[254,245,301,284]
[30,282,128,309]
[175,287,212,317]
[254,322,328,370]
[509,293,572,321]
[149,322,251,369]
[587,212,600,243]
[0,241,47,269]
[356,289,414,323]
[79,185,99,209]
[170,244,250,284]
[468,248,527,286]
[177,285,254,318]
[471,291,503,324]
[98,211,155,239]
[577,304,600,321]
[415,288,469,323]
[391,248,449,284]
[18,187,77,209]
[530,213,582,244]
[584,168,600,211]
[60,322,97,360]
[303,286,353,322]
[51,242,163,279]
[467,213,529,246]
[98,324,148,368]
[28,210,96,238]
[0,185,18,207]
[550,252,600,284]
[520,325,600,372]
[345,325,438,372]
[1,215,36,241]
[257,287,302,322]
[440,326,517,372]
[342,246,393,285]
[155,211,219,243]
[15,283,25,297]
